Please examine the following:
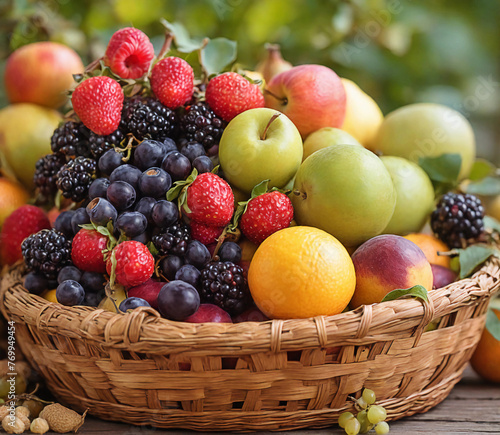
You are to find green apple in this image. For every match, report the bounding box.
[219,108,303,194]
[292,144,396,248]
[380,156,435,236]
[303,127,361,161]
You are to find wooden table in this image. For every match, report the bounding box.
[52,366,500,434]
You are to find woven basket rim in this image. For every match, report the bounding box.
[2,258,500,354]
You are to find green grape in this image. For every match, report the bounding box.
[362,388,376,405]
[357,410,374,434]
[375,421,390,434]
[356,396,368,409]
[345,417,361,435]
[367,405,387,424]
[339,412,355,428]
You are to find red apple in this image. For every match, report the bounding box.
[5,42,84,109]
[264,64,346,138]
[185,304,232,323]
[232,306,269,323]
[128,279,164,309]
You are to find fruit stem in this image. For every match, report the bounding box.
[157,32,174,61]
[292,189,307,200]
[261,113,281,140]
[263,89,287,105]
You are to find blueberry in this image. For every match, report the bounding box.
[119,296,151,312]
[24,272,49,295]
[107,180,136,211]
[180,141,206,162]
[161,137,178,154]
[158,255,184,281]
[161,151,192,181]
[218,242,242,263]
[56,280,85,306]
[71,207,90,235]
[175,264,201,289]
[185,240,211,269]
[80,272,106,293]
[57,265,82,284]
[133,140,165,170]
[88,178,110,200]
[134,197,157,224]
[99,149,124,175]
[151,200,179,228]
[157,281,200,321]
[138,167,172,198]
[192,155,214,174]
[54,210,76,239]
[87,197,118,226]
[109,164,142,190]
[115,211,148,238]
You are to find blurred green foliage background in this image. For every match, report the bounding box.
[0,0,499,162]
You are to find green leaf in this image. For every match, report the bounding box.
[160,19,204,53]
[381,285,429,303]
[147,241,158,257]
[486,307,500,341]
[469,159,495,181]
[200,37,237,76]
[250,180,270,199]
[465,176,500,196]
[166,168,198,201]
[484,216,500,233]
[418,153,462,183]
[458,245,498,279]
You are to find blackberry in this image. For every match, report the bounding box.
[152,222,191,256]
[431,192,485,248]
[89,128,126,159]
[50,121,92,157]
[178,102,226,149]
[199,261,250,315]
[22,229,72,280]
[33,153,67,198]
[56,156,97,203]
[122,97,177,141]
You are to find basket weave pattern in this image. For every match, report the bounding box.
[1,259,500,432]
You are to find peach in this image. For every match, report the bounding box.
[5,42,84,109]
[350,234,433,308]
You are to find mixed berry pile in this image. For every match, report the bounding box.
[20,27,288,323]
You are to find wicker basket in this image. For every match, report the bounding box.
[1,258,499,432]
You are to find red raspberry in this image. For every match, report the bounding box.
[104,27,154,79]
[0,205,51,266]
[106,241,154,287]
[205,72,265,122]
[72,76,124,135]
[71,228,108,273]
[191,222,224,245]
[240,191,293,244]
[150,57,194,109]
[184,173,234,227]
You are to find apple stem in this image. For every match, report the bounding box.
[261,113,281,140]
[264,89,288,105]
[292,189,307,200]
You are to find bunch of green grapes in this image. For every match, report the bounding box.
[338,388,390,435]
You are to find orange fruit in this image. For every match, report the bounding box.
[41,289,58,303]
[0,177,30,227]
[248,226,356,319]
[403,233,451,268]
[470,303,500,383]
